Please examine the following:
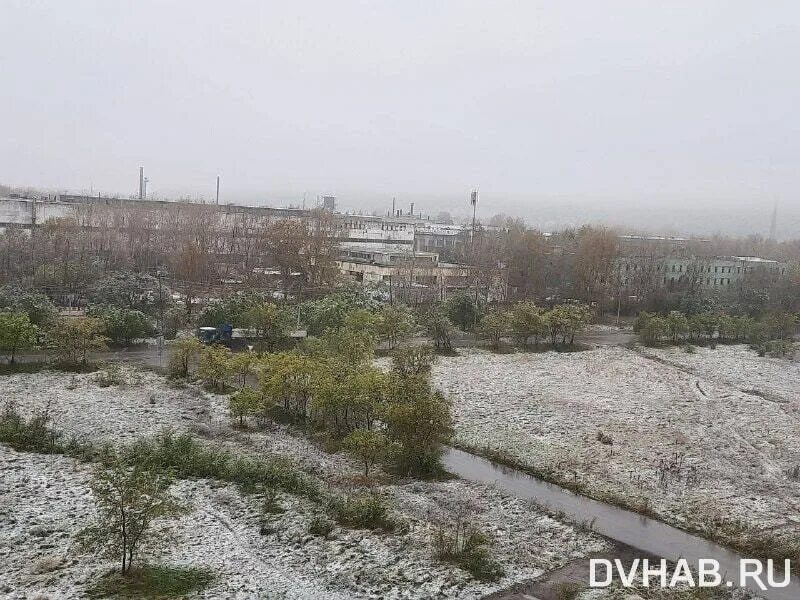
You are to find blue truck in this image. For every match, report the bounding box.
[196,324,235,346]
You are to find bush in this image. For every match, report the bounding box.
[477,310,512,350]
[261,486,283,515]
[308,515,335,538]
[196,344,232,391]
[78,460,185,574]
[433,523,504,582]
[445,292,484,331]
[0,311,37,364]
[327,493,396,530]
[121,430,317,498]
[391,345,436,379]
[0,287,58,328]
[761,339,797,359]
[596,431,613,445]
[86,305,156,346]
[421,309,454,352]
[197,293,264,328]
[384,383,453,477]
[228,387,262,427]
[342,429,390,477]
[0,401,64,454]
[48,317,109,365]
[167,337,202,379]
[94,363,125,387]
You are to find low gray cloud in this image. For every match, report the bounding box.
[2,1,798,236]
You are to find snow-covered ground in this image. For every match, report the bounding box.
[432,345,800,538]
[0,368,606,599]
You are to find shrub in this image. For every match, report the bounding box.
[327,493,396,531]
[0,287,58,328]
[196,344,232,391]
[384,383,453,477]
[377,304,414,350]
[94,363,125,387]
[477,310,512,350]
[0,401,65,454]
[421,309,454,352]
[554,582,583,600]
[77,460,186,574]
[308,515,335,538]
[167,337,202,379]
[391,345,436,379]
[261,486,283,515]
[445,292,484,331]
[596,431,613,445]
[48,317,109,365]
[342,429,390,477]
[433,518,504,582]
[121,430,317,498]
[228,387,262,427]
[86,305,156,346]
[0,311,37,364]
[763,339,797,359]
[510,301,547,348]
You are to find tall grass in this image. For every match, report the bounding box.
[0,404,317,499]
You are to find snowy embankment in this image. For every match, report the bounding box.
[0,368,606,599]
[432,346,800,537]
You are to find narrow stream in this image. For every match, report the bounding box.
[443,448,800,600]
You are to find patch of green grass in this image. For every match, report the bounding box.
[121,430,319,498]
[0,404,317,501]
[0,402,95,459]
[327,493,396,531]
[86,565,213,599]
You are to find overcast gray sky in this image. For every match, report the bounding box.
[2,1,799,236]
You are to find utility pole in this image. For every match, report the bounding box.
[470,189,479,330]
[30,197,36,281]
[216,175,220,205]
[156,270,165,365]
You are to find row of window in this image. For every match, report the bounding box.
[663,276,732,286]
[622,263,748,274]
[338,222,409,232]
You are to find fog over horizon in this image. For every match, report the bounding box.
[2,1,799,238]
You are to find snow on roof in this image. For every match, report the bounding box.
[733,256,779,263]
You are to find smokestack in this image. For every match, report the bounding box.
[216,175,220,205]
[769,200,778,241]
[410,202,414,216]
[139,167,144,199]
[392,197,396,218]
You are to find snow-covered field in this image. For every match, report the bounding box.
[432,345,800,537]
[0,368,606,599]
